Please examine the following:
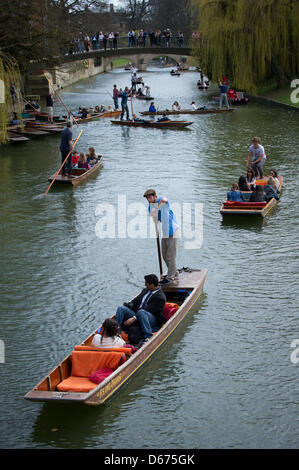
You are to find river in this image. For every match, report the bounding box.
[0,66,298,449]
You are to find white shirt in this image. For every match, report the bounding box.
[91,334,125,348]
[249,144,266,162]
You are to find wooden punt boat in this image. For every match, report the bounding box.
[24,268,207,405]
[8,134,30,143]
[48,156,103,186]
[91,110,122,119]
[10,128,50,137]
[141,108,234,116]
[25,121,64,132]
[27,110,63,122]
[111,120,193,129]
[220,177,283,217]
[170,72,181,76]
[135,95,154,101]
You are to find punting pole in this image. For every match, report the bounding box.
[44,75,79,127]
[44,129,83,195]
[154,220,163,278]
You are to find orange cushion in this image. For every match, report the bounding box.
[71,351,123,377]
[74,345,132,355]
[57,376,97,393]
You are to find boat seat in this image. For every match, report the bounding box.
[57,350,124,392]
[223,201,267,209]
[163,302,179,321]
[74,345,132,355]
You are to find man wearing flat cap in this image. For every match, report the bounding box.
[144,189,178,285]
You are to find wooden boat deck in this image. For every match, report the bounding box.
[48,157,103,186]
[24,268,207,405]
[10,128,50,137]
[141,109,234,116]
[8,134,30,143]
[111,120,193,129]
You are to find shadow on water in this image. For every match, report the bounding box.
[31,294,207,449]
[220,215,264,232]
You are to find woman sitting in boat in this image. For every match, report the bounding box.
[79,108,88,119]
[268,169,280,191]
[107,105,113,112]
[91,318,126,349]
[132,113,145,123]
[172,101,180,111]
[87,147,99,164]
[72,150,79,165]
[263,176,279,202]
[78,152,90,170]
[246,168,256,191]
[149,102,156,113]
[95,105,100,113]
[227,183,244,202]
[157,112,170,122]
[238,175,251,192]
[89,106,94,114]
[249,185,265,202]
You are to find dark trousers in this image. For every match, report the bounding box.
[113,98,119,109]
[61,150,72,176]
[121,104,129,121]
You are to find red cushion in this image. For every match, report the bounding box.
[163,302,179,320]
[89,367,115,384]
[223,201,267,209]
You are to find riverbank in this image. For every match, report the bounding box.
[248,81,299,111]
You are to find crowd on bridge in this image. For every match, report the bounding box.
[65,28,187,55]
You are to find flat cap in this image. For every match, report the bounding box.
[143,189,156,197]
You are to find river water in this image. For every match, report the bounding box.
[0,67,298,449]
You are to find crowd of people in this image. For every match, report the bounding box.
[65,28,186,54]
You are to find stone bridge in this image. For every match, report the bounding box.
[25,45,195,98]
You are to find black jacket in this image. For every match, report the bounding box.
[125,288,166,327]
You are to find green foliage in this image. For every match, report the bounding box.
[0,53,23,144]
[191,0,299,91]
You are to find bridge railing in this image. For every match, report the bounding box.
[65,36,199,56]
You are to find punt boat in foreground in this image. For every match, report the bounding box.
[111,120,193,129]
[24,268,207,405]
[220,177,283,217]
[141,108,234,116]
[48,156,103,186]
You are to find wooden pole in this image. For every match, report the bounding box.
[45,75,79,126]
[44,129,83,195]
[154,220,163,278]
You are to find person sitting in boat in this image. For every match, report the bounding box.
[268,169,280,191]
[246,168,256,191]
[149,102,156,113]
[227,183,244,202]
[249,185,265,202]
[79,108,88,119]
[263,176,279,202]
[87,147,99,164]
[132,113,145,123]
[157,112,170,122]
[78,152,90,170]
[191,101,198,110]
[89,106,94,114]
[115,274,166,346]
[107,105,113,112]
[136,87,144,97]
[95,105,101,113]
[100,105,106,113]
[145,85,151,97]
[72,150,79,165]
[228,88,235,100]
[91,318,126,349]
[172,101,180,111]
[238,176,251,192]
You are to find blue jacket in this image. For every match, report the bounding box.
[227,190,244,202]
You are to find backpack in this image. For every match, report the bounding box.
[128,325,143,344]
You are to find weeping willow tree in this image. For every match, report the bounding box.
[191,0,299,92]
[0,52,23,144]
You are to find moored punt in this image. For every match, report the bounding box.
[91,110,122,119]
[220,177,283,217]
[48,156,103,186]
[170,71,181,76]
[10,128,50,137]
[24,268,207,405]
[141,108,235,116]
[135,96,154,101]
[111,120,193,129]
[8,134,30,143]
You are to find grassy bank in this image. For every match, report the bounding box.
[257,79,299,108]
[112,58,130,68]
